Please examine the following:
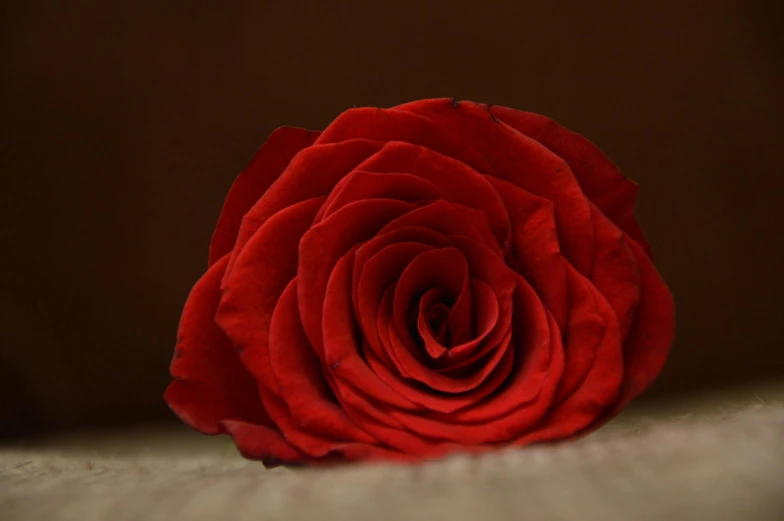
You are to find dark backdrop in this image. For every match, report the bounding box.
[2,1,782,436]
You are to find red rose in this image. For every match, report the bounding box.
[165,98,675,466]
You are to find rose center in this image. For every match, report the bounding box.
[424,302,451,345]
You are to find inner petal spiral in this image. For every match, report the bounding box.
[415,289,454,358]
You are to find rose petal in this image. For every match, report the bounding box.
[166,255,272,431]
[552,266,619,405]
[324,385,447,457]
[163,255,305,464]
[217,196,325,377]
[224,138,384,284]
[487,105,652,258]
[416,289,451,357]
[442,275,562,426]
[436,285,511,375]
[353,225,452,321]
[368,327,515,414]
[447,277,474,347]
[356,241,435,369]
[208,127,320,266]
[446,235,517,297]
[315,106,496,175]
[379,248,511,394]
[299,199,417,359]
[391,247,468,361]
[377,200,502,256]
[375,286,411,376]
[217,197,368,458]
[439,279,499,363]
[512,272,625,444]
[386,288,561,444]
[396,98,595,276]
[323,251,418,410]
[613,239,676,408]
[353,141,511,250]
[486,176,569,329]
[316,170,447,223]
[588,204,641,341]
[268,279,377,448]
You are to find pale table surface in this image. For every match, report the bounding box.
[2,382,783,521]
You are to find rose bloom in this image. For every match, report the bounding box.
[165,98,675,466]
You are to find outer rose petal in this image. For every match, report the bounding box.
[164,255,304,464]
[587,204,641,341]
[315,106,496,176]
[487,105,652,258]
[486,177,569,328]
[395,98,595,275]
[218,197,359,457]
[224,138,385,284]
[486,176,625,407]
[612,239,676,408]
[553,266,625,416]
[208,127,320,266]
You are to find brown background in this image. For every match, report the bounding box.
[1,1,782,437]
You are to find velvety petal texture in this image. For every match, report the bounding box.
[165,98,675,466]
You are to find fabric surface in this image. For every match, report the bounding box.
[2,399,782,521]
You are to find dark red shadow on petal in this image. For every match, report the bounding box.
[391,247,468,360]
[552,266,622,405]
[352,226,452,339]
[381,248,511,394]
[612,239,676,409]
[417,288,452,357]
[435,279,499,365]
[356,241,435,370]
[588,204,641,341]
[438,275,562,427]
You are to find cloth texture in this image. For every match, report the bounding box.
[2,402,782,521]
